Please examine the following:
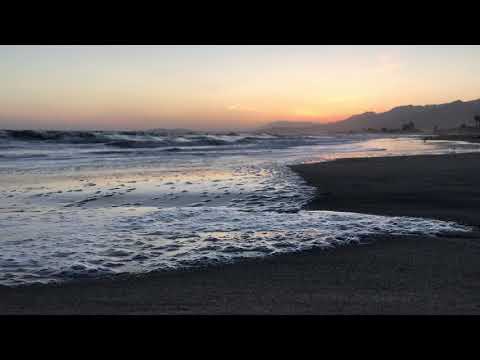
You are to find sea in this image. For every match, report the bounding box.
[0,129,478,286]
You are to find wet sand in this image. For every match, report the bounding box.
[424,134,480,144]
[292,152,480,226]
[1,153,480,314]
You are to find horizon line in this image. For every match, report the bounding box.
[1,96,478,132]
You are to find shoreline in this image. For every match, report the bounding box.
[2,152,480,314]
[291,152,480,226]
[423,134,480,143]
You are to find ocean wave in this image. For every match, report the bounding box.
[0,206,470,286]
[0,153,49,160]
[0,129,348,150]
[106,137,231,148]
[1,129,106,143]
[1,135,477,286]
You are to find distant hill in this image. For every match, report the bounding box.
[258,121,326,135]
[259,99,480,134]
[262,121,319,129]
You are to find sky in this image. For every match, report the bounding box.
[1,45,480,131]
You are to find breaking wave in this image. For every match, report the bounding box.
[2,134,478,286]
[0,129,352,150]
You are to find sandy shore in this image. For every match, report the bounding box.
[292,152,480,225]
[424,134,480,143]
[2,153,480,314]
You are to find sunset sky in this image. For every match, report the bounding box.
[1,45,480,130]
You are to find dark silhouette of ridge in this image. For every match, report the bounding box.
[260,99,480,134]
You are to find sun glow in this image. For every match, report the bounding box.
[1,45,480,130]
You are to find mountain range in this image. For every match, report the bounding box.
[259,99,480,134]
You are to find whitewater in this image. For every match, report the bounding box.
[1,130,479,286]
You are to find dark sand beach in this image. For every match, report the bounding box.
[424,134,480,144]
[2,153,480,314]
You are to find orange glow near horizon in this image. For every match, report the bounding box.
[1,45,480,130]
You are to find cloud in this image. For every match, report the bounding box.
[226,104,259,112]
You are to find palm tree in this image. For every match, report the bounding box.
[402,121,416,131]
[475,115,480,128]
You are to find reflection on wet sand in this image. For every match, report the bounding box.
[1,136,479,285]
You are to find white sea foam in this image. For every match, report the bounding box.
[0,206,470,286]
[0,134,479,286]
